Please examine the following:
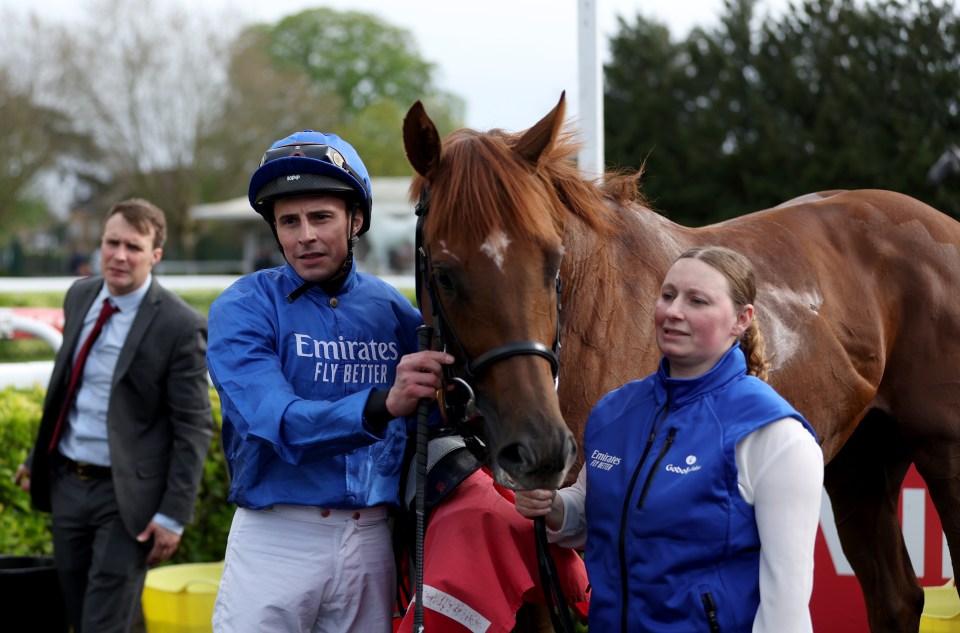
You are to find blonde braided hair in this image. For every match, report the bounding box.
[677,246,769,381]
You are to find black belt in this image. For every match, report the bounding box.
[60,455,112,480]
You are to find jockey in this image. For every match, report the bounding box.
[207,129,452,632]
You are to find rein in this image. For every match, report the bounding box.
[412,186,573,633]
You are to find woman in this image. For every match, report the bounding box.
[515,246,823,632]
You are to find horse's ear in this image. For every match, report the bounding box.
[514,91,566,168]
[403,100,442,181]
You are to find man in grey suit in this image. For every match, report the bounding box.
[16,198,214,633]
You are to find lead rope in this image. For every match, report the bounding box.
[534,274,572,633]
[414,324,434,633]
[413,191,431,632]
[535,516,575,633]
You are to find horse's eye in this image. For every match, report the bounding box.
[435,270,455,293]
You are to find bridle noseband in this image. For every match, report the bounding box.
[414,187,562,434]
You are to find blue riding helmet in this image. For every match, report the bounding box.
[248,130,373,236]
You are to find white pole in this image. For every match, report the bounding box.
[577,0,604,177]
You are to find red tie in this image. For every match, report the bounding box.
[48,298,120,454]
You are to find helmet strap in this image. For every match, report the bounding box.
[269,224,284,255]
[286,250,353,302]
[348,206,360,248]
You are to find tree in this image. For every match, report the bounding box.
[42,0,242,258]
[0,1,465,267]
[0,11,98,238]
[0,71,65,228]
[259,9,464,176]
[761,0,960,216]
[268,9,433,117]
[605,0,960,224]
[194,24,341,206]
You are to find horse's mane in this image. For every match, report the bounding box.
[415,125,644,248]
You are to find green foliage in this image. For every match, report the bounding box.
[0,339,53,363]
[268,8,434,117]
[338,99,417,178]
[172,388,231,563]
[0,283,232,559]
[0,288,222,313]
[2,2,465,256]
[0,292,64,308]
[0,199,55,247]
[605,0,960,225]
[0,385,232,562]
[194,23,340,206]
[175,289,226,317]
[0,293,64,361]
[0,386,52,556]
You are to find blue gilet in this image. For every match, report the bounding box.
[582,345,815,632]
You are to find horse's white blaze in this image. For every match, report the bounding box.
[480,230,510,271]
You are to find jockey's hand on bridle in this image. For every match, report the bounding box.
[387,350,454,418]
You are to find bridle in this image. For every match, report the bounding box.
[413,186,563,437]
[411,184,574,633]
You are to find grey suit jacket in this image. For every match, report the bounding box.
[30,275,214,538]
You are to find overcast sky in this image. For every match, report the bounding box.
[2,0,796,131]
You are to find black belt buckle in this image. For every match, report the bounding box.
[74,462,98,480]
[64,457,111,481]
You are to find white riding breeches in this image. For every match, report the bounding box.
[212,504,394,633]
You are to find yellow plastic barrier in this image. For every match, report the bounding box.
[141,561,223,633]
[921,579,960,633]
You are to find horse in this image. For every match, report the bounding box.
[402,92,960,632]
[927,144,960,185]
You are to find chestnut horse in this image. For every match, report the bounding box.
[402,93,960,632]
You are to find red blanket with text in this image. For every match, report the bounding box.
[396,467,589,633]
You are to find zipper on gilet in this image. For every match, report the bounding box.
[636,426,677,509]
[617,398,670,633]
[701,592,721,632]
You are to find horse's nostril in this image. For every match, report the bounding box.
[497,432,577,484]
[498,442,533,473]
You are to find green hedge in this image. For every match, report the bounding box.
[0,386,54,556]
[0,385,231,563]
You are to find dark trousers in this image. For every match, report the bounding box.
[50,466,149,633]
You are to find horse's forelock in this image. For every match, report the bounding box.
[423,130,564,250]
[412,125,632,252]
